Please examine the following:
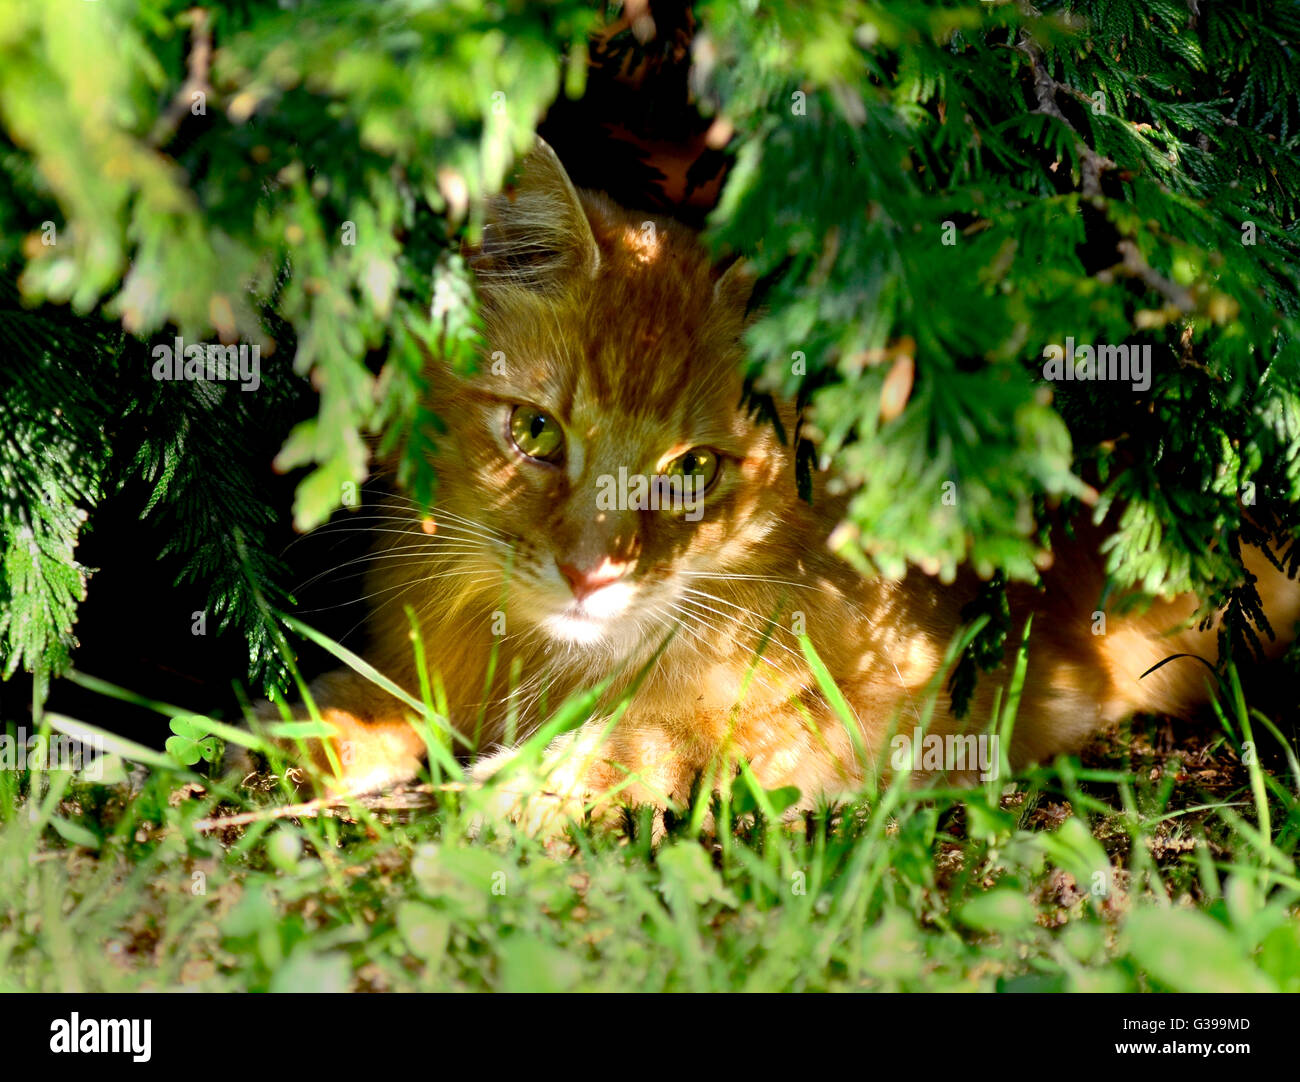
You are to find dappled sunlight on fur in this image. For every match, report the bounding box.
[246,140,1300,832]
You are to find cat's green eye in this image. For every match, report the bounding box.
[666,447,721,492]
[509,405,565,463]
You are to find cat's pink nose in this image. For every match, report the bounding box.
[557,558,628,600]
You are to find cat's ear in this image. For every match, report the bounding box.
[472,138,601,292]
[713,256,756,315]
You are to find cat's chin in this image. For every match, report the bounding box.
[542,611,618,646]
[540,611,651,660]
[536,582,641,650]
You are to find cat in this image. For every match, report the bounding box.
[244,138,1300,833]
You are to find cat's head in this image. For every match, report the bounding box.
[416,140,809,663]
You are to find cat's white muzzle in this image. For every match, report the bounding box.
[543,579,637,644]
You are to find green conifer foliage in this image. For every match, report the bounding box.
[0,1,1295,700]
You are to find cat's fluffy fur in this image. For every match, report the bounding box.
[253,140,1300,828]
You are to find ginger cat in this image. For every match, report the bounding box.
[250,140,1300,830]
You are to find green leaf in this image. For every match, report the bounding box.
[48,815,101,850]
[1124,909,1276,993]
[657,841,739,910]
[165,716,219,766]
[498,937,583,993]
[957,888,1035,933]
[268,947,351,994]
[396,901,450,965]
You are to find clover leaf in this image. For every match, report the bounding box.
[166,716,220,766]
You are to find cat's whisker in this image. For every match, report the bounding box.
[404,518,515,549]
[313,507,515,546]
[324,514,505,532]
[350,569,503,606]
[675,588,807,666]
[289,547,501,595]
[293,570,503,616]
[305,539,491,563]
[337,572,509,650]
[687,580,892,734]
[293,502,509,533]
[669,597,802,694]
[676,584,799,630]
[377,497,513,542]
[644,604,722,681]
[482,661,559,732]
[378,522,515,550]
[686,585,874,738]
[664,600,790,699]
[364,544,498,563]
[293,522,515,554]
[677,571,816,591]
[670,593,800,686]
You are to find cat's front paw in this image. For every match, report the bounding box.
[469,738,622,840]
[226,672,429,797]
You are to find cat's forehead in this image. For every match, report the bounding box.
[471,163,754,439]
[577,276,736,416]
[484,263,745,431]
